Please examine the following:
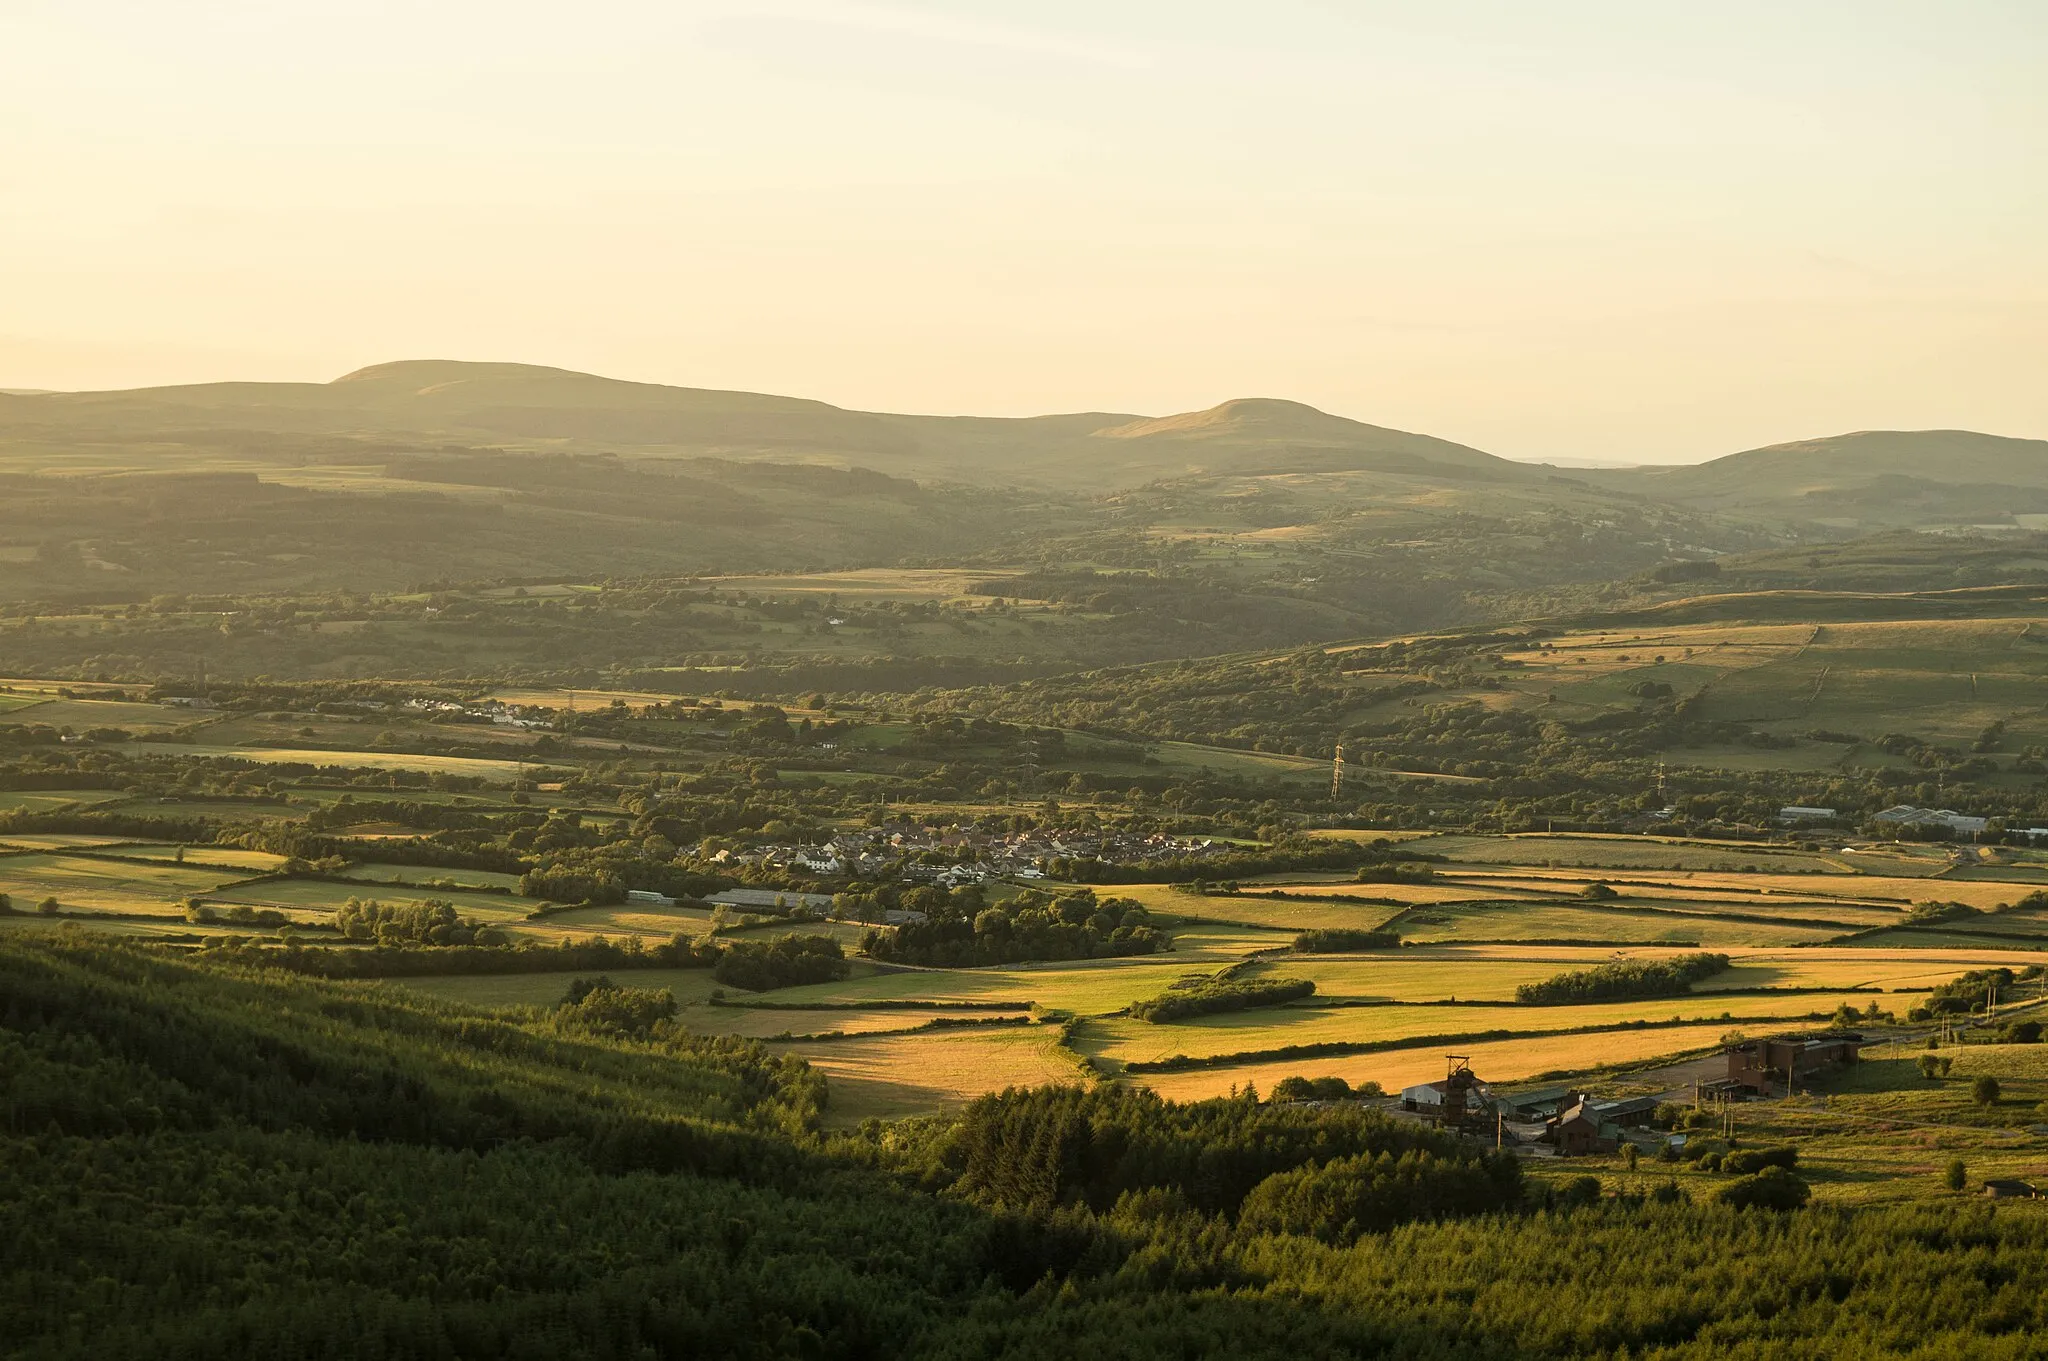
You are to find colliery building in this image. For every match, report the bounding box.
[1724,1031,1866,1097]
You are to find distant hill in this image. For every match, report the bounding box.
[0,361,1529,489]
[1596,430,2048,524]
[1082,398,1524,480]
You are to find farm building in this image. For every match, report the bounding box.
[1871,806,1988,837]
[625,889,677,906]
[1777,806,1838,822]
[1725,1032,1866,1096]
[1983,1180,2038,1200]
[706,888,837,912]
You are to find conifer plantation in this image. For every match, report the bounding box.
[5,935,2048,1359]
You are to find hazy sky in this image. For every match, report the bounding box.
[3,1,2043,462]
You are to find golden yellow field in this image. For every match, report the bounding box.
[1132,1022,1743,1102]
[766,1024,1081,1123]
[686,1007,1033,1040]
[1077,990,1916,1069]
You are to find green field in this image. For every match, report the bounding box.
[0,789,129,812]
[343,862,527,891]
[0,852,239,912]
[0,697,198,733]
[1389,898,1849,947]
[384,967,730,1011]
[1412,833,1849,873]
[209,877,528,922]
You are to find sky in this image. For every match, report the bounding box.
[2,1,2043,464]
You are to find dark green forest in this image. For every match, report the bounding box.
[7,935,2048,1360]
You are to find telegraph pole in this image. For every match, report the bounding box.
[1330,743,1345,800]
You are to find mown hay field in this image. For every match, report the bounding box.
[1132,1022,1743,1103]
[766,1024,1081,1124]
[1077,990,1916,1069]
[125,742,536,778]
[0,834,147,851]
[1269,945,2033,1000]
[685,1006,1034,1041]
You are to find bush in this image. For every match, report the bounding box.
[1239,1148,1523,1243]
[1717,1166,1809,1211]
[1131,975,1316,1023]
[861,889,1167,967]
[1722,1146,1798,1176]
[37,896,59,916]
[333,895,496,947]
[1354,862,1436,885]
[1580,882,1619,901]
[712,934,850,992]
[1556,1175,1603,1208]
[1517,953,1730,1005]
[1272,1075,1358,1103]
[2005,1021,2042,1044]
[1973,1076,2001,1107]
[557,980,677,1039]
[1946,1158,1968,1192]
[1292,928,1399,953]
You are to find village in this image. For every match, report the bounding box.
[703,821,1235,886]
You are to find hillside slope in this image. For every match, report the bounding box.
[1598,430,2048,525]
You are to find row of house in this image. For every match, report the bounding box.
[706,822,1229,884]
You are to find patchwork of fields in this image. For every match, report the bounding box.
[12,820,2047,1127]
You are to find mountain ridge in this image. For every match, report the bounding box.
[1,360,2036,509]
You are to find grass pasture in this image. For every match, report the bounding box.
[1387,897,1849,947]
[342,862,527,891]
[384,968,729,1011]
[1172,896,1412,934]
[0,697,197,733]
[1410,833,1847,873]
[0,853,236,913]
[0,789,129,813]
[208,877,528,923]
[88,844,291,872]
